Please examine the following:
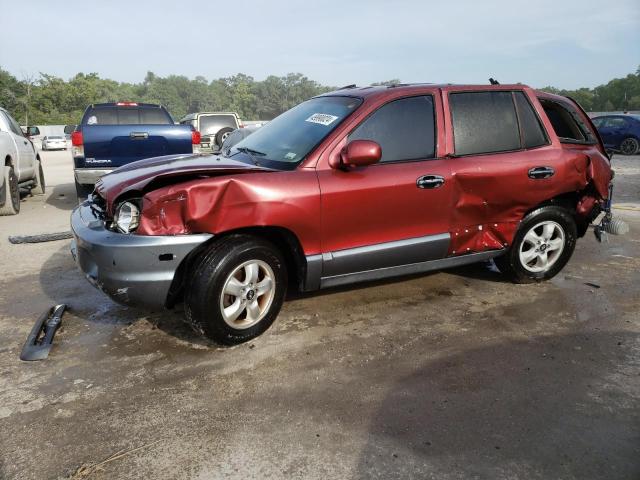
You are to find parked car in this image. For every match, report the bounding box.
[0,108,45,215]
[220,125,261,154]
[70,102,201,200]
[592,114,640,155]
[42,135,67,151]
[179,112,242,152]
[71,83,614,345]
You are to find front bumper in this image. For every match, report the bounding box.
[70,202,212,309]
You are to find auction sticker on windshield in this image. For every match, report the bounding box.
[305,113,339,126]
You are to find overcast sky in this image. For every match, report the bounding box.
[0,0,638,89]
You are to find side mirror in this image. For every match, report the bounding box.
[26,126,40,137]
[330,139,382,169]
[64,124,77,135]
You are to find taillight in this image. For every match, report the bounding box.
[71,131,84,157]
[71,131,83,146]
[192,130,201,145]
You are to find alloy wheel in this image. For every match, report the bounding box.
[219,260,276,329]
[519,221,565,273]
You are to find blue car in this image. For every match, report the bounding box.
[592,114,640,155]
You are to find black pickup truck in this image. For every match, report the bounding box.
[70,102,200,198]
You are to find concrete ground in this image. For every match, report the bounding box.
[0,150,638,480]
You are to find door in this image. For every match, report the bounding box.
[2,111,35,179]
[317,94,452,278]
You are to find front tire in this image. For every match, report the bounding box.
[185,235,287,345]
[32,160,45,195]
[495,206,577,283]
[620,137,639,156]
[0,166,20,216]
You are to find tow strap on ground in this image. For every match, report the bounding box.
[8,231,73,244]
[20,304,67,361]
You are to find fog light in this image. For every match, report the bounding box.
[115,201,140,233]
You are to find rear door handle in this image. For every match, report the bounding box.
[130,132,149,140]
[528,166,555,179]
[417,175,445,189]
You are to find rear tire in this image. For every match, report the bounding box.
[620,137,639,156]
[185,235,287,345]
[0,166,20,216]
[75,180,93,203]
[32,160,45,195]
[495,206,577,283]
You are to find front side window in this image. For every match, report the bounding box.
[348,95,436,163]
[450,91,520,156]
[603,117,627,128]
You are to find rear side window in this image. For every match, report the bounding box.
[539,99,596,144]
[83,106,172,125]
[450,92,520,156]
[348,95,436,163]
[514,92,548,149]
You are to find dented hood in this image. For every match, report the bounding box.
[95,154,272,207]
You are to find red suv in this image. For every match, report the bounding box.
[71,83,614,345]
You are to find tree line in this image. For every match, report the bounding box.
[1,66,638,126]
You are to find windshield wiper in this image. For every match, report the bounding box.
[235,147,267,166]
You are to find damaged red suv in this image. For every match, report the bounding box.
[71,83,614,344]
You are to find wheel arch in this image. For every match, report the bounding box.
[166,225,308,308]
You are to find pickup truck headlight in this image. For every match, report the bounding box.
[114,201,140,234]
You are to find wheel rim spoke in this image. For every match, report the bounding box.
[255,277,273,296]
[542,223,555,240]
[223,298,245,323]
[244,263,259,285]
[547,238,563,251]
[246,300,260,322]
[224,277,243,297]
[524,230,541,245]
[536,251,548,269]
[521,249,537,264]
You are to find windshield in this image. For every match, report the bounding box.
[228,96,362,168]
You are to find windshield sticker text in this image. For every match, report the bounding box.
[305,113,339,126]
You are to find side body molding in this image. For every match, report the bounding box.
[301,233,504,291]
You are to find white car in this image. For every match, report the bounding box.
[42,135,67,151]
[0,108,45,215]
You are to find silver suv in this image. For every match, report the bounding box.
[179,112,242,152]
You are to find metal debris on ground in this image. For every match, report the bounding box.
[8,231,73,244]
[20,304,67,361]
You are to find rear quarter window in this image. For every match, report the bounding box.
[450,91,520,155]
[513,92,548,149]
[539,99,596,144]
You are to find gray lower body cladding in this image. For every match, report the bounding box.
[70,203,212,309]
[304,233,503,290]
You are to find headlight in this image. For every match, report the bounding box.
[114,201,140,233]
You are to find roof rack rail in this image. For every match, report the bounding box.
[338,84,357,90]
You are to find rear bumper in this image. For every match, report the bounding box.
[70,202,212,309]
[74,168,113,185]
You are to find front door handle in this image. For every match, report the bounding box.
[528,166,555,179]
[417,175,445,189]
